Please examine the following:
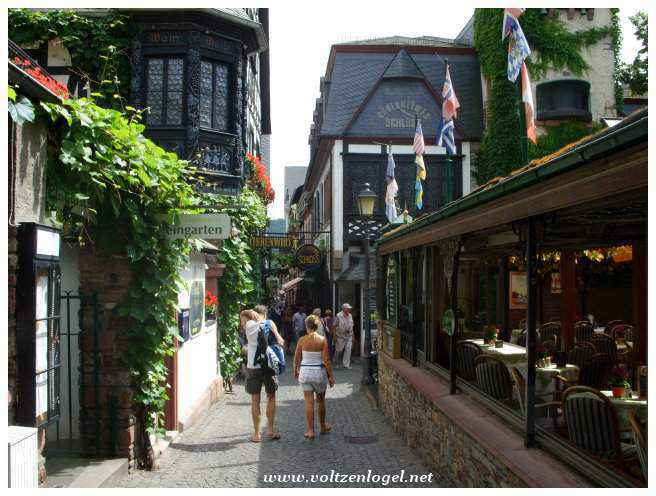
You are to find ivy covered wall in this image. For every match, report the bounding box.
[473,8,621,184]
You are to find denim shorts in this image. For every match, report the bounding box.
[245,367,278,395]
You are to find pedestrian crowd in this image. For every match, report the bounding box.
[238,301,355,442]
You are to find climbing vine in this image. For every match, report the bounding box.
[204,189,268,380]
[40,97,203,467]
[8,8,137,109]
[473,8,618,184]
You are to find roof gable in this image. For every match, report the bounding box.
[382,49,423,79]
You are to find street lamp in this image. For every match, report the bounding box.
[357,183,377,385]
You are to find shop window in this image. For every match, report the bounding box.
[537,80,591,121]
[146,57,184,126]
[200,60,232,132]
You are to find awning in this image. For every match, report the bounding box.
[281,277,303,291]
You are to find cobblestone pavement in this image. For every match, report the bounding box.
[118,359,442,488]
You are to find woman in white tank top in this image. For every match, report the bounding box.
[294,314,335,439]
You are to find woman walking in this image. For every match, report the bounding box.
[294,314,335,439]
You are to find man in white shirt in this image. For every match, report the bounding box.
[334,303,355,369]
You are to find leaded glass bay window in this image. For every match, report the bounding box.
[146,57,184,126]
[200,59,232,132]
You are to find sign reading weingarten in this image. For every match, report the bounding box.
[162,214,231,239]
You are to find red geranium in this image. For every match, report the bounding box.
[245,153,275,204]
[12,56,69,99]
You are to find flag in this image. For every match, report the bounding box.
[413,120,426,209]
[521,63,537,144]
[437,63,459,155]
[385,150,399,222]
[503,8,531,83]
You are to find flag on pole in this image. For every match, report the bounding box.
[437,63,460,155]
[503,8,531,83]
[413,120,426,209]
[384,149,399,222]
[521,63,537,144]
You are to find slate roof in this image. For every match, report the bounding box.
[337,35,471,48]
[382,49,423,79]
[320,46,484,140]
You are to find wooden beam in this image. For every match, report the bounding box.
[633,239,647,364]
[561,251,577,351]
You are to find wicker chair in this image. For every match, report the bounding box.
[591,334,618,364]
[628,410,647,482]
[574,320,594,344]
[454,341,483,382]
[556,352,611,391]
[562,386,636,471]
[474,355,514,404]
[517,330,527,347]
[539,322,561,347]
[611,324,635,364]
[605,319,626,334]
[511,367,561,431]
[567,342,596,370]
[519,318,527,330]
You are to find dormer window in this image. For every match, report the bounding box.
[145,57,184,126]
[536,80,591,122]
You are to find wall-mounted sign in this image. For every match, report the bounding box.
[550,272,562,294]
[189,281,204,337]
[376,99,431,129]
[249,235,300,250]
[509,271,528,309]
[160,214,231,240]
[295,244,322,271]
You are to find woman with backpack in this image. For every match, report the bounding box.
[293,314,335,439]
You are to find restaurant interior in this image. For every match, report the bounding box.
[377,108,648,486]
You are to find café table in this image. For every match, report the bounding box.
[601,390,648,431]
[466,339,527,366]
[513,362,579,402]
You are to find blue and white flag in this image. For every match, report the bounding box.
[384,150,399,222]
[437,63,460,155]
[503,8,531,83]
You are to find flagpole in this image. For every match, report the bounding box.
[444,58,453,205]
[414,114,419,217]
[517,78,528,166]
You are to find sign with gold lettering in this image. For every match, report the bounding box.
[248,235,300,250]
[295,244,322,271]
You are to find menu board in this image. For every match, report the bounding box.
[386,259,398,326]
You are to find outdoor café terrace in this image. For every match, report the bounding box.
[375,107,648,487]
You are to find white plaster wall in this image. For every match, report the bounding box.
[532,8,617,124]
[176,253,218,424]
[461,141,471,195]
[331,141,343,254]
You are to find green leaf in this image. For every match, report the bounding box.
[8,96,35,124]
[8,86,17,102]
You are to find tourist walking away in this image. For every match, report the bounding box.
[335,303,355,369]
[294,314,334,439]
[323,309,335,359]
[292,305,307,350]
[312,308,325,336]
[242,309,285,442]
[282,306,294,354]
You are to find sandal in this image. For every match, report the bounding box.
[250,434,261,443]
[265,432,281,441]
[304,432,316,439]
[320,424,332,434]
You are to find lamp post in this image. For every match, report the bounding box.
[357,183,377,385]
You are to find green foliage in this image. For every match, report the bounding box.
[40,97,202,445]
[610,9,624,111]
[8,85,36,124]
[528,121,600,161]
[8,8,137,109]
[473,8,616,184]
[620,10,648,96]
[204,189,268,380]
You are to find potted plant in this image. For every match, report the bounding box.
[536,343,547,368]
[204,289,218,326]
[494,327,504,348]
[484,326,496,345]
[609,365,631,398]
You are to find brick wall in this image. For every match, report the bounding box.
[77,246,136,464]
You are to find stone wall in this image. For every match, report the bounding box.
[8,225,19,424]
[377,354,590,487]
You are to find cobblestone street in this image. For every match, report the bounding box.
[118,360,441,488]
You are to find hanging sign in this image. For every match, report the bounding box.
[442,309,455,336]
[295,244,322,271]
[160,214,231,240]
[249,235,300,250]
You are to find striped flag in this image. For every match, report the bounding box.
[414,120,426,209]
[384,150,399,222]
[437,63,459,155]
[503,8,530,83]
[521,63,537,144]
